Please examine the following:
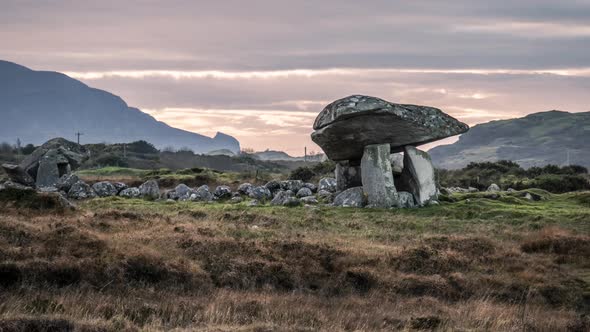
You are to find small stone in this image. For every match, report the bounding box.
[56,173,80,192]
[397,191,416,208]
[264,180,281,193]
[230,196,243,204]
[317,189,334,203]
[174,184,194,200]
[139,180,160,199]
[300,196,318,205]
[68,181,96,200]
[238,183,254,195]
[318,177,337,193]
[296,187,313,198]
[214,185,232,199]
[280,180,303,192]
[92,181,119,197]
[119,187,141,198]
[487,184,500,192]
[249,186,272,201]
[192,185,213,202]
[248,199,259,207]
[113,182,128,193]
[303,182,317,192]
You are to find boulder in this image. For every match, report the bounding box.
[335,161,362,191]
[270,190,294,206]
[173,184,194,200]
[119,187,141,198]
[311,95,469,161]
[303,182,317,193]
[92,181,119,197]
[282,197,301,207]
[139,180,160,199]
[487,183,500,192]
[249,186,272,201]
[361,144,398,208]
[333,187,366,207]
[296,187,313,198]
[56,173,80,192]
[67,181,96,200]
[264,180,282,193]
[113,182,128,193]
[318,178,337,193]
[399,146,437,206]
[1,163,35,186]
[230,196,243,204]
[192,185,213,202]
[1,181,34,191]
[397,191,416,208]
[214,185,232,199]
[238,183,254,195]
[280,180,303,192]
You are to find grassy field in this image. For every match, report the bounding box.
[0,190,589,331]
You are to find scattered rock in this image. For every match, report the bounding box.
[487,183,500,192]
[303,182,317,192]
[139,180,160,199]
[319,177,337,193]
[230,196,243,204]
[264,180,282,193]
[270,190,294,206]
[399,146,437,206]
[113,182,128,193]
[56,173,79,192]
[296,187,313,198]
[282,197,301,207]
[92,181,119,197]
[361,143,398,208]
[119,187,141,198]
[214,185,232,199]
[67,181,96,200]
[1,163,35,186]
[247,199,260,207]
[333,187,366,207]
[507,188,517,192]
[317,189,334,203]
[192,185,213,202]
[237,183,254,195]
[280,180,303,192]
[249,186,272,201]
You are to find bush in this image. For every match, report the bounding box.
[288,166,315,181]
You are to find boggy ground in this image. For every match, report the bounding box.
[0,190,589,331]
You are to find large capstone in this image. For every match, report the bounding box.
[361,144,398,208]
[311,95,469,161]
[398,146,437,206]
[335,161,362,191]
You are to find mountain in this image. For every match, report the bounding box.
[249,150,325,162]
[430,110,590,169]
[0,60,240,154]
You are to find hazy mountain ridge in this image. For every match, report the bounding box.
[0,60,240,154]
[430,110,590,169]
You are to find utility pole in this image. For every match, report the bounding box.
[123,143,127,158]
[75,132,84,145]
[304,146,307,163]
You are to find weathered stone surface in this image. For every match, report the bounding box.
[303,182,317,193]
[264,180,282,193]
[282,197,301,207]
[390,153,404,174]
[318,178,337,193]
[311,95,469,161]
[335,161,362,191]
[1,163,35,186]
[399,146,437,206]
[296,187,313,198]
[333,187,366,207]
[214,185,232,199]
[92,181,119,197]
[270,190,294,206]
[119,187,141,198]
[173,184,194,200]
[238,183,254,195]
[1,181,34,191]
[113,182,128,193]
[248,199,259,207]
[36,149,61,188]
[68,181,96,200]
[249,186,272,201]
[397,191,416,208]
[487,183,500,192]
[230,196,243,204]
[57,173,80,192]
[192,185,213,202]
[139,180,160,199]
[361,144,398,208]
[280,180,303,192]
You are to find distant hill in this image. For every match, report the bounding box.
[0,60,240,154]
[430,111,590,169]
[249,150,325,162]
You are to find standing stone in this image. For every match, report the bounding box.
[36,150,61,188]
[335,161,362,191]
[399,146,437,206]
[139,180,160,200]
[361,144,398,208]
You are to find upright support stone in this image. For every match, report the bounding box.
[361,143,398,208]
[399,146,437,205]
[335,160,362,191]
[36,150,61,188]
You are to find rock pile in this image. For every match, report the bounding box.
[311,95,469,208]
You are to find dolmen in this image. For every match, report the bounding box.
[1,137,88,191]
[311,95,469,208]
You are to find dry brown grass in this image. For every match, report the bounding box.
[0,203,588,331]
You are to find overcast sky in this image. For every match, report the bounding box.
[2,0,589,154]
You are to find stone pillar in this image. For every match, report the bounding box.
[361,143,398,208]
[335,160,362,191]
[399,146,437,205]
[36,150,60,188]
